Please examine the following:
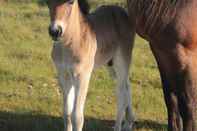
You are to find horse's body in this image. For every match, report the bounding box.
[128,0,197,130]
[47,0,135,131]
[88,5,134,69]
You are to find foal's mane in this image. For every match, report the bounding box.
[128,0,186,33]
[78,0,90,15]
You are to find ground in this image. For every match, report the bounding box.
[0,1,167,131]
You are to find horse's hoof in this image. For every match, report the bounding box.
[122,121,134,131]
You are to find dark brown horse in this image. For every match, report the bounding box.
[127,0,197,130]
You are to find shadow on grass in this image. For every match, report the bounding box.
[0,111,167,131]
[135,119,167,131]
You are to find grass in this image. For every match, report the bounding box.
[0,1,167,131]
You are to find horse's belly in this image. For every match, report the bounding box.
[94,41,117,69]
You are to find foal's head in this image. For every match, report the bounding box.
[47,0,89,41]
[47,0,74,41]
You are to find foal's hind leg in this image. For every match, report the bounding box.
[122,81,135,130]
[112,49,134,131]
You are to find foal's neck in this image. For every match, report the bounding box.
[63,1,91,47]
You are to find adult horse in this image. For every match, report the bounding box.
[128,0,197,130]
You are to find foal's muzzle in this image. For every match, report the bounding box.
[48,25,63,41]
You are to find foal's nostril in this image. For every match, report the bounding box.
[57,26,62,37]
[48,25,63,40]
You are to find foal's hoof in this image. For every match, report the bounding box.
[122,121,134,131]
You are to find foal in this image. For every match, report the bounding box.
[47,0,135,131]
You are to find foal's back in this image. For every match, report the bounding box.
[89,6,132,44]
[88,6,134,67]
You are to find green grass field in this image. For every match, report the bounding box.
[0,1,167,131]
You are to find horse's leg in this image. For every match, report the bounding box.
[71,66,93,131]
[57,71,74,131]
[159,70,182,131]
[150,41,197,131]
[150,42,182,131]
[112,49,134,131]
[176,59,197,131]
[123,80,135,130]
[52,47,74,131]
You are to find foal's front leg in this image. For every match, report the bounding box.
[57,71,75,131]
[59,68,92,131]
[71,66,93,131]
